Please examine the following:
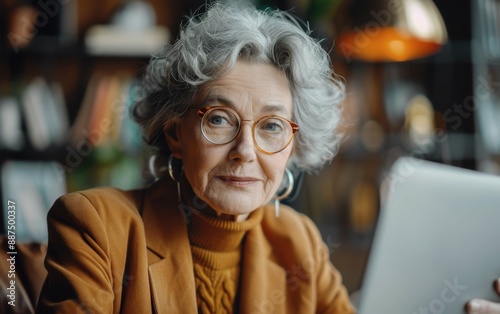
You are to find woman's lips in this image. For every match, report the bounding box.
[217,176,260,187]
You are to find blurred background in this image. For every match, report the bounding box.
[1,0,499,294]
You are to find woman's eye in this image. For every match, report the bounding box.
[207,110,237,127]
[209,115,228,125]
[262,120,284,132]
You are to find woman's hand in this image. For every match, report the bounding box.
[466,279,500,314]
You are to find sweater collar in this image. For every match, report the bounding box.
[187,206,264,252]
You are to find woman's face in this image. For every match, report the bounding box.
[167,60,294,218]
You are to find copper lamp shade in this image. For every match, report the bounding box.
[334,0,448,62]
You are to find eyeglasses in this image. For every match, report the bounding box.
[191,106,299,154]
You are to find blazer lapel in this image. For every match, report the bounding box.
[239,222,287,314]
[142,179,197,314]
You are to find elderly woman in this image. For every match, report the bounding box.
[36,2,355,313]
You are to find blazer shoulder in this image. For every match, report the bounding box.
[50,186,145,225]
[262,204,317,235]
[260,203,324,253]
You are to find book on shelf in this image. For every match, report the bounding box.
[0,97,25,151]
[20,77,69,151]
[1,161,67,243]
[119,79,143,153]
[70,74,143,153]
[21,78,51,151]
[70,73,101,147]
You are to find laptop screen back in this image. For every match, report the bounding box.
[358,157,500,314]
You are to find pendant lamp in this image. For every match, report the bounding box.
[334,0,448,62]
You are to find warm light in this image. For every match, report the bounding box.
[334,0,447,62]
[405,94,435,147]
[405,0,447,43]
[337,27,443,62]
[389,40,405,56]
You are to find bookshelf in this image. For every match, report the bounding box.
[0,0,184,239]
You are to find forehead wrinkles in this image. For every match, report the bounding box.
[202,91,292,119]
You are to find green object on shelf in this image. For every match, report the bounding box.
[94,142,122,164]
[307,0,342,20]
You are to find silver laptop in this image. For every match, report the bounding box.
[358,157,500,314]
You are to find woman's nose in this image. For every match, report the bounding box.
[228,122,257,162]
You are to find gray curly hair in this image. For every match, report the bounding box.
[132,1,344,175]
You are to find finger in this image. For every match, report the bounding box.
[467,299,500,314]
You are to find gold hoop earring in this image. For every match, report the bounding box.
[168,155,182,202]
[274,168,294,217]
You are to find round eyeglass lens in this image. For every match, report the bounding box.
[255,117,293,152]
[201,107,240,144]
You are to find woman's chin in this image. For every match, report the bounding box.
[201,190,265,216]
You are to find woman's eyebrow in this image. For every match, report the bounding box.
[204,95,235,106]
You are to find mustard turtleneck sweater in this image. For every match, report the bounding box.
[187,207,264,313]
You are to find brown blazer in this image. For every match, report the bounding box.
[36,178,355,313]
